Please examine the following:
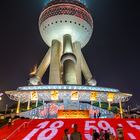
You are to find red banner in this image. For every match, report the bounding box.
[21,119,140,140]
[58,110,89,118]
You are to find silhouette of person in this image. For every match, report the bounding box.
[92,129,99,140]
[70,124,82,140]
[104,130,110,140]
[8,118,12,127]
[94,113,96,118]
[99,129,104,140]
[98,112,101,118]
[63,128,70,140]
[110,133,115,140]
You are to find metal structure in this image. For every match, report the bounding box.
[5,0,132,118]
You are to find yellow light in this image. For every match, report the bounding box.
[16,110,19,114]
[27,98,31,110]
[31,91,38,101]
[58,110,89,119]
[51,90,59,101]
[27,106,30,110]
[71,91,78,101]
[107,93,114,102]
[16,99,20,114]
[90,92,97,101]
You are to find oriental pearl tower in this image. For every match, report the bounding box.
[29,0,96,86]
[5,0,132,119]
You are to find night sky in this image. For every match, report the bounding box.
[0,0,140,109]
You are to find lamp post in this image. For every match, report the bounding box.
[119,99,123,118]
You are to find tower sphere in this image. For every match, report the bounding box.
[39,0,93,48]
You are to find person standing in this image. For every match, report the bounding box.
[63,129,70,140]
[70,124,82,140]
[116,126,124,140]
[104,130,110,140]
[92,129,99,140]
[109,133,115,140]
[99,129,104,140]
[8,118,12,127]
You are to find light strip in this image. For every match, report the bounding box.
[17,85,119,92]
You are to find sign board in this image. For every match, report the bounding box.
[71,91,79,100]
[51,90,59,100]
[31,91,38,101]
[58,110,89,118]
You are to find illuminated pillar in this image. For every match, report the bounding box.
[72,42,82,84]
[29,49,51,85]
[90,101,93,113]
[49,40,62,84]
[36,100,38,108]
[108,101,111,111]
[99,99,102,108]
[16,98,21,114]
[119,100,123,118]
[27,96,31,110]
[61,34,77,84]
[43,100,45,105]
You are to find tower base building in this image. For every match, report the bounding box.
[4,0,132,119]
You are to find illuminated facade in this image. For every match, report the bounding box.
[5,0,132,118]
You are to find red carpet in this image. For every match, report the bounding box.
[0,119,140,140]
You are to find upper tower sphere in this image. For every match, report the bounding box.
[39,0,93,48]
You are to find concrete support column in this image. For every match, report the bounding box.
[72,42,82,85]
[29,49,51,85]
[16,98,21,114]
[81,52,96,86]
[49,40,62,84]
[63,60,77,84]
[61,34,77,84]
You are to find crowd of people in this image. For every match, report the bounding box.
[62,124,123,140]
[92,129,116,140]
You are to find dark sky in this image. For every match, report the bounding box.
[0,0,140,107]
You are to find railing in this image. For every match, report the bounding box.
[5,119,33,140]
